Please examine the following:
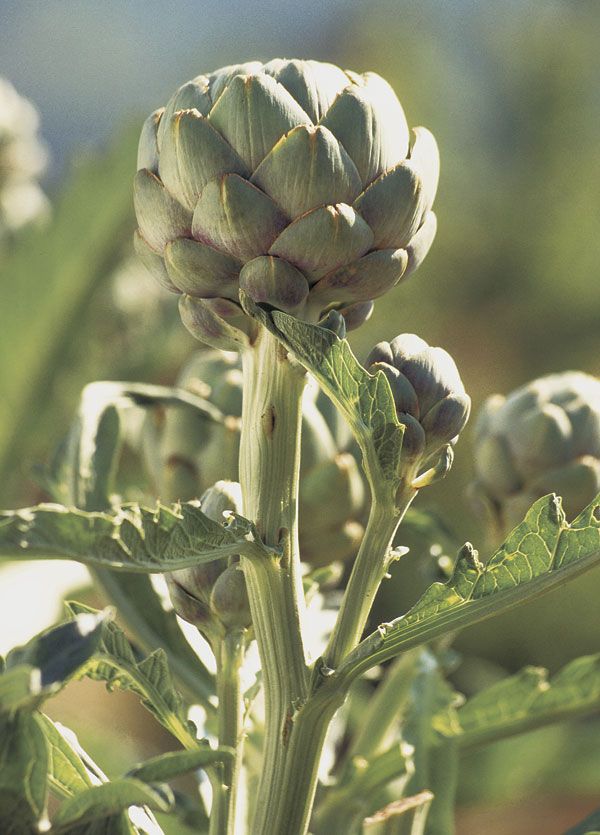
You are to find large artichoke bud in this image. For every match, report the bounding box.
[366,334,470,481]
[470,371,600,539]
[0,78,49,241]
[144,349,365,565]
[166,480,251,640]
[133,59,439,347]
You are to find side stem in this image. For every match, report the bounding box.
[238,326,309,834]
[215,630,245,835]
[325,486,415,668]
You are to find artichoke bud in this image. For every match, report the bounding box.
[300,520,364,567]
[209,564,252,630]
[134,59,439,343]
[470,371,600,542]
[300,453,365,526]
[366,334,470,471]
[167,481,242,629]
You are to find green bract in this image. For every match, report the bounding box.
[133,59,439,346]
[366,334,471,470]
[471,371,600,537]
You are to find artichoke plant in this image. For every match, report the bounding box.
[470,371,600,538]
[366,334,471,477]
[0,77,49,241]
[143,349,366,565]
[133,59,439,347]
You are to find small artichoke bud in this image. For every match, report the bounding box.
[133,60,439,341]
[210,564,252,630]
[366,334,470,472]
[167,480,242,631]
[471,371,600,539]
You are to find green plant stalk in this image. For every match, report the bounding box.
[424,739,458,835]
[342,650,419,775]
[325,486,415,668]
[238,326,309,834]
[213,630,245,835]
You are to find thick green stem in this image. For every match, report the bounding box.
[239,326,309,834]
[325,487,415,669]
[214,631,245,835]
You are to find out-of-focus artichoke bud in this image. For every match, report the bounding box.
[0,78,49,241]
[470,371,600,539]
[210,564,252,630]
[366,334,470,479]
[133,60,439,341]
[166,480,247,638]
[144,351,241,502]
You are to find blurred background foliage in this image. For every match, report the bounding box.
[0,0,599,831]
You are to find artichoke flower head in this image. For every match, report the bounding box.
[470,371,600,540]
[134,59,439,348]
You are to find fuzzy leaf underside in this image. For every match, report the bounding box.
[66,602,195,748]
[1,613,107,712]
[434,652,600,747]
[37,715,94,800]
[0,500,258,572]
[338,493,600,681]
[241,299,404,485]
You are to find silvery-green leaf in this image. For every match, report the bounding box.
[354,161,424,249]
[405,211,437,275]
[0,500,264,572]
[262,58,349,122]
[310,248,408,306]
[239,255,309,313]
[165,237,240,299]
[321,73,409,186]
[133,169,191,253]
[209,73,311,170]
[268,203,373,283]
[52,779,173,828]
[0,711,48,833]
[126,746,233,783]
[434,653,600,749]
[136,108,163,173]
[179,294,250,350]
[157,76,212,150]
[133,229,178,293]
[159,110,248,211]
[66,601,195,747]
[37,715,93,799]
[336,493,600,683]
[240,305,404,489]
[192,173,288,261]
[251,124,362,218]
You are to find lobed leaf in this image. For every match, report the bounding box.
[52,779,172,829]
[0,499,264,572]
[37,714,93,800]
[240,299,404,491]
[1,613,107,712]
[336,493,600,683]
[434,653,600,748]
[66,602,196,748]
[126,745,234,783]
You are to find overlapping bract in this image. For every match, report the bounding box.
[143,349,366,565]
[471,371,600,537]
[133,59,439,346]
[366,334,470,467]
